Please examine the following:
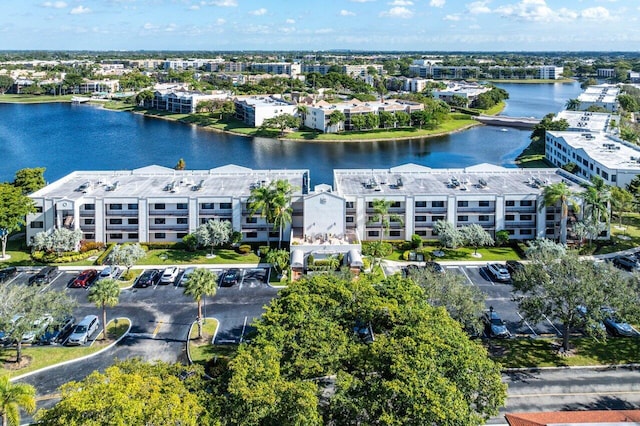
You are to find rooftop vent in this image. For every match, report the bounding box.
[106,181,119,192]
[191,179,205,191]
[76,182,91,192]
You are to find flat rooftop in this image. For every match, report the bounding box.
[333,163,587,197]
[30,165,309,200]
[555,110,619,133]
[235,95,294,108]
[548,131,640,172]
[578,85,620,104]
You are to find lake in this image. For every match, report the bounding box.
[0,81,582,186]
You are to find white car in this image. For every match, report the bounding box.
[160,266,179,284]
[21,315,53,343]
[486,263,511,282]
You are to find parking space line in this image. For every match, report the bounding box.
[544,315,562,336]
[239,316,248,343]
[459,267,475,286]
[152,321,162,338]
[238,270,245,291]
[517,311,538,336]
[39,273,62,293]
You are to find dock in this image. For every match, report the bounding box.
[71,96,90,104]
[474,115,540,129]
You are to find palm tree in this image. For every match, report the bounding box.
[296,104,309,125]
[248,185,277,245]
[183,268,217,339]
[0,376,35,426]
[582,176,611,230]
[371,198,404,241]
[539,182,581,244]
[565,98,581,111]
[88,278,121,341]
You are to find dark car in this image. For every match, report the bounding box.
[70,269,98,288]
[39,315,76,345]
[0,266,17,282]
[505,260,524,276]
[28,266,57,286]
[402,264,420,277]
[220,268,241,287]
[482,308,511,338]
[135,269,160,288]
[602,308,637,337]
[612,255,640,272]
[424,261,445,274]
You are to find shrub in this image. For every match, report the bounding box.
[238,244,252,254]
[95,243,117,266]
[182,233,198,252]
[121,269,139,281]
[79,241,106,253]
[411,234,423,249]
[495,230,510,247]
[140,242,183,250]
[402,250,411,261]
[258,246,270,256]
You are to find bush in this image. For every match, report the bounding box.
[258,246,270,256]
[79,241,106,253]
[238,244,252,254]
[121,269,138,281]
[182,234,198,252]
[402,250,411,261]
[495,230,510,247]
[140,242,184,250]
[95,243,117,266]
[411,234,423,249]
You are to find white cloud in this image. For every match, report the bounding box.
[286,18,295,24]
[467,1,491,14]
[209,0,237,6]
[350,0,375,2]
[143,22,158,30]
[430,0,445,7]
[340,9,356,16]
[315,28,334,34]
[42,1,67,8]
[468,24,481,29]
[249,8,267,16]
[215,18,226,25]
[444,14,461,21]
[380,6,414,18]
[581,6,611,20]
[70,5,90,14]
[164,23,177,32]
[189,5,200,10]
[389,0,413,5]
[495,0,577,22]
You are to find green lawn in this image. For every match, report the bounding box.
[592,213,640,255]
[383,241,522,262]
[487,336,640,368]
[0,94,74,103]
[481,101,506,116]
[137,248,260,265]
[188,319,219,364]
[0,318,130,378]
[0,239,41,266]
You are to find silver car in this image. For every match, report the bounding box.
[66,315,99,346]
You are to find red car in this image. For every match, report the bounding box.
[70,269,98,288]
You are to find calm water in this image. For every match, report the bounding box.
[0,81,582,186]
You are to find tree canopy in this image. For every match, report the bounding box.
[226,274,506,424]
[0,183,35,258]
[13,168,46,195]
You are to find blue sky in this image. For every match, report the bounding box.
[3,0,640,51]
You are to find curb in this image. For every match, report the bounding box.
[186,317,219,366]
[10,317,132,382]
[503,363,640,373]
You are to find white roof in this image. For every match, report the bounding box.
[555,110,619,134]
[548,131,640,172]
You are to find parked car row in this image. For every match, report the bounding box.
[0,314,83,346]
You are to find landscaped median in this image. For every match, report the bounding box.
[487,336,640,369]
[187,318,219,367]
[3,317,131,380]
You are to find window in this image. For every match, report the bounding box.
[346,216,354,223]
[201,203,214,210]
[109,233,123,239]
[432,201,444,208]
[416,230,427,236]
[457,201,468,207]
[546,214,554,221]
[367,230,380,237]
[479,200,490,207]
[415,201,427,208]
[601,171,609,179]
[154,218,166,225]
[177,232,188,239]
[84,218,95,225]
[128,218,138,225]
[200,218,208,224]
[127,204,138,210]
[505,200,515,207]
[432,215,445,222]
[520,200,533,207]
[30,221,44,229]
[128,233,139,239]
[390,201,401,208]
[457,215,468,222]
[505,214,515,221]
[177,203,188,210]
[154,203,165,210]
[546,228,555,235]
[109,204,122,210]
[415,216,427,222]
[268,231,278,238]
[367,202,373,208]
[520,214,532,221]
[84,204,95,211]
[246,231,258,238]
[154,233,166,239]
[346,201,354,209]
[479,215,489,222]
[520,229,532,235]
[177,218,188,224]
[109,218,122,225]
[507,229,515,235]
[35,206,43,213]
[612,175,617,183]
[246,217,257,224]
[389,231,401,237]
[220,202,232,209]
[85,233,95,240]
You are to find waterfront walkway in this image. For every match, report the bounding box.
[474,114,540,129]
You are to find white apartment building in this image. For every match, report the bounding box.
[233,95,298,127]
[432,82,491,106]
[332,163,593,242]
[536,66,564,80]
[26,165,310,246]
[342,64,384,77]
[577,84,620,112]
[78,79,120,94]
[554,110,620,134]
[545,131,640,188]
[250,62,301,77]
[301,99,424,133]
[150,90,228,114]
[300,64,333,75]
[597,68,616,78]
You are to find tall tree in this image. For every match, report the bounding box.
[513,253,640,351]
[0,376,35,426]
[530,113,569,141]
[460,224,494,256]
[611,186,633,227]
[183,268,217,339]
[0,184,35,259]
[371,198,404,241]
[582,175,611,234]
[271,179,294,248]
[174,158,186,170]
[434,220,464,250]
[107,243,145,272]
[248,185,276,245]
[195,219,232,256]
[327,110,345,132]
[539,182,581,244]
[13,168,46,195]
[261,113,300,136]
[87,278,121,341]
[564,98,581,111]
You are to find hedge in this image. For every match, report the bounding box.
[32,248,102,264]
[94,243,116,266]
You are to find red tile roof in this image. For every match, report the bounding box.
[506,410,640,426]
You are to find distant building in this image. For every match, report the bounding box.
[250,62,301,77]
[554,110,619,134]
[342,64,384,77]
[301,64,333,75]
[536,65,565,79]
[577,84,620,112]
[233,95,297,127]
[149,89,228,114]
[505,410,640,426]
[78,79,120,94]
[597,68,616,78]
[432,82,491,106]
[629,71,640,84]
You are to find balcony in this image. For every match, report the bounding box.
[415,206,447,214]
[149,224,189,231]
[199,209,232,216]
[505,206,536,213]
[106,210,139,217]
[149,210,189,216]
